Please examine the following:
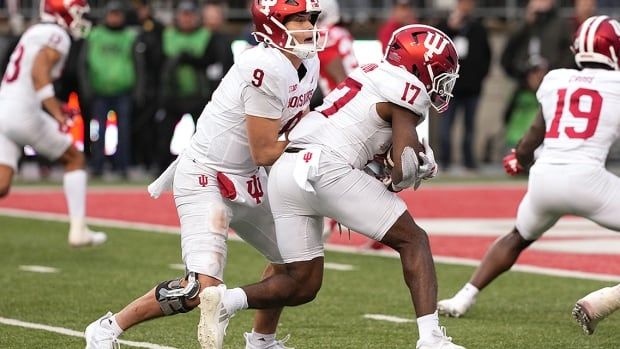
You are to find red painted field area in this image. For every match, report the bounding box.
[2,185,619,277]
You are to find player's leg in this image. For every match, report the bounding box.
[198,152,325,349]
[223,201,301,349]
[85,156,230,348]
[315,167,463,348]
[246,263,287,340]
[572,170,620,334]
[573,283,620,335]
[235,212,325,308]
[438,188,560,318]
[0,132,21,198]
[30,112,106,246]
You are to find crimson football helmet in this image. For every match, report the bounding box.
[384,24,460,113]
[40,0,91,39]
[572,15,620,70]
[251,0,328,59]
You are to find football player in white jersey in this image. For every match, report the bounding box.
[198,25,466,349]
[438,16,620,325]
[0,0,106,247]
[85,1,326,349]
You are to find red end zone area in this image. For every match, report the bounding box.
[2,185,619,277]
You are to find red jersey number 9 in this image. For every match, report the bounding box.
[252,69,265,87]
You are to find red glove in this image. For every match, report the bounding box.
[503,149,523,176]
[57,103,80,132]
[61,103,80,119]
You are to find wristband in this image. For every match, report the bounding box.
[36,84,55,102]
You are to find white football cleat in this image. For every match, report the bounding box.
[437,296,475,318]
[84,312,120,349]
[69,228,107,247]
[244,332,294,349]
[198,284,230,349]
[572,286,620,335]
[416,327,466,349]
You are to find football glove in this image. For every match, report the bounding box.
[418,138,438,180]
[503,149,523,176]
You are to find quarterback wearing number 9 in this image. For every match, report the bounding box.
[199,25,466,349]
[85,1,326,349]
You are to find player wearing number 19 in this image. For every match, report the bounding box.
[438,15,620,320]
[199,24,466,349]
[85,1,326,349]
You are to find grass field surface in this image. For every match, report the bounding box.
[1,215,619,348]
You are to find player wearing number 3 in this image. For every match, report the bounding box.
[438,16,620,327]
[85,1,326,348]
[0,0,106,247]
[199,25,466,349]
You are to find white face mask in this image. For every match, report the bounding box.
[429,67,460,113]
[68,5,92,39]
[283,27,328,59]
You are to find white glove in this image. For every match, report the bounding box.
[417,138,438,180]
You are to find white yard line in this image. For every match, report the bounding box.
[1,207,613,238]
[363,314,414,323]
[0,317,178,349]
[19,265,59,273]
[0,208,180,235]
[1,208,619,282]
[324,262,356,271]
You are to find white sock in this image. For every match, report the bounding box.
[102,314,124,337]
[610,285,620,310]
[456,282,479,302]
[248,330,276,345]
[222,287,248,315]
[417,311,440,343]
[63,170,87,230]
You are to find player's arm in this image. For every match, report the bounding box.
[32,46,66,125]
[246,115,289,166]
[388,104,427,190]
[515,109,545,169]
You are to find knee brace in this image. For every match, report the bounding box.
[155,271,201,315]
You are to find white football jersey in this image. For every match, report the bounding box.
[536,68,620,166]
[289,62,430,169]
[0,23,71,110]
[187,44,319,176]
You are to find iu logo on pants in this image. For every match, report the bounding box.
[198,175,208,187]
[246,175,264,204]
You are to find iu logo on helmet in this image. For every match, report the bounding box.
[247,175,264,204]
[198,175,208,187]
[423,33,449,61]
[260,0,278,15]
[308,0,320,10]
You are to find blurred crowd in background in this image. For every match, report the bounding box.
[0,0,618,180]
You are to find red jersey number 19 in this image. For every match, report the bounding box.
[546,88,603,139]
